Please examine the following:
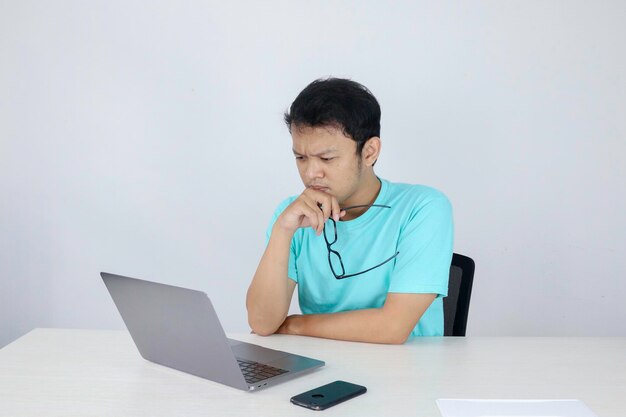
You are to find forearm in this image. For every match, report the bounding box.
[279,308,411,345]
[246,224,294,335]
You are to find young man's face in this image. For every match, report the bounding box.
[291,124,365,205]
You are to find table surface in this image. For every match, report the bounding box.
[0,329,624,417]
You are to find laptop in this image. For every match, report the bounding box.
[101,272,325,391]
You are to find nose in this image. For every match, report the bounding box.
[304,159,324,181]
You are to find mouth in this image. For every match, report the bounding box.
[309,185,330,192]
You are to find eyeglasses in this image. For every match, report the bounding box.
[323,204,400,279]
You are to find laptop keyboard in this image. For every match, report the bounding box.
[237,359,288,384]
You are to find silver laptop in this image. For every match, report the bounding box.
[101,272,324,391]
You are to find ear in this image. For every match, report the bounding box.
[361,137,381,167]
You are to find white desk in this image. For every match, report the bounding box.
[0,329,624,416]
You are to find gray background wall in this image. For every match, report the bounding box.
[1,1,625,348]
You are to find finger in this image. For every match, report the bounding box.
[331,197,341,222]
[317,205,325,235]
[304,189,331,221]
[303,191,331,231]
[294,198,314,228]
[308,204,323,234]
[317,198,332,223]
[317,195,335,232]
[303,199,324,235]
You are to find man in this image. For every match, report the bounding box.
[246,78,453,344]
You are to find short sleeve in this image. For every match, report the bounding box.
[265,197,299,283]
[388,194,454,296]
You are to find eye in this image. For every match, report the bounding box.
[295,156,304,160]
[321,157,334,162]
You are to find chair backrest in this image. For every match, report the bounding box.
[443,253,475,336]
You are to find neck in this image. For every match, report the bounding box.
[340,172,381,221]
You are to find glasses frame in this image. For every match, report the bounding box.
[323,204,400,280]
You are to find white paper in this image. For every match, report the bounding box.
[436,399,598,417]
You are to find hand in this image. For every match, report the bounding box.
[276,188,346,236]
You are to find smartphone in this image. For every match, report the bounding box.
[290,380,367,411]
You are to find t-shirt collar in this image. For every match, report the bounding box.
[338,176,389,228]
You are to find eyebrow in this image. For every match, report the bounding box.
[292,148,337,157]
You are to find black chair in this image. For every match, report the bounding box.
[443,253,475,336]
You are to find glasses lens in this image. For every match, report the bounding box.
[328,250,344,277]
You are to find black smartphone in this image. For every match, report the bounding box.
[290,380,367,411]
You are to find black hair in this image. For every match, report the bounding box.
[284,78,381,158]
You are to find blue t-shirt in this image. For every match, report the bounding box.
[265,178,454,337]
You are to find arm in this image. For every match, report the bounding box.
[246,224,298,336]
[276,292,436,344]
[246,189,345,336]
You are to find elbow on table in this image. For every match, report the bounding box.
[382,324,413,345]
[385,333,410,345]
[247,315,282,337]
[250,325,275,337]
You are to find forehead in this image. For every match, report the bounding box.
[291,125,356,153]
